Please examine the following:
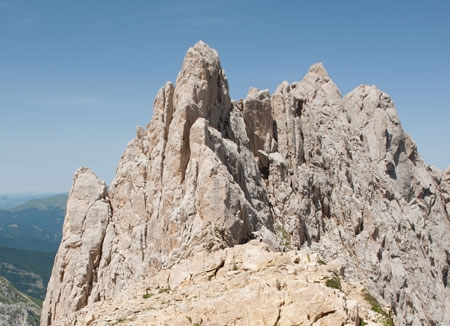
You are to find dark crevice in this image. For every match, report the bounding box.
[354,218,364,236]
[273,120,278,143]
[371,227,379,240]
[295,99,303,117]
[180,120,192,183]
[313,310,336,323]
[418,187,432,200]
[259,165,270,179]
[297,128,305,165]
[206,259,225,279]
[217,73,223,104]
[377,249,382,261]
[443,267,448,287]
[385,129,392,150]
[387,168,397,180]
[443,251,450,287]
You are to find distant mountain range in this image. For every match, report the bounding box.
[0,194,67,252]
[8,194,67,212]
[0,194,67,303]
[0,193,66,210]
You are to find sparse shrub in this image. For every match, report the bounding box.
[158,286,171,294]
[362,289,394,326]
[325,273,342,292]
[275,224,291,250]
[142,293,153,299]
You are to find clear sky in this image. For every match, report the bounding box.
[1,1,449,194]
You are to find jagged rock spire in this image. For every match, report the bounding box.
[42,41,275,325]
[41,167,111,324]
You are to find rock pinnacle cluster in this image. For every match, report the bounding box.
[42,41,450,325]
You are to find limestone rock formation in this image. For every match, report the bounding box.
[42,41,450,325]
[41,167,110,324]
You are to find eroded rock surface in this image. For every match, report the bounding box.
[61,241,394,326]
[42,41,450,326]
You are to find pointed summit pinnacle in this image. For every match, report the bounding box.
[307,62,329,79]
[176,40,222,86]
[174,40,231,123]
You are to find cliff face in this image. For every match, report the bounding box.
[42,41,450,325]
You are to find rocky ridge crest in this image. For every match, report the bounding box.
[42,41,450,325]
[59,241,392,325]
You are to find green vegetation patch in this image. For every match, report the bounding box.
[112,318,126,325]
[325,273,342,292]
[275,224,291,250]
[158,286,171,294]
[362,289,394,326]
[142,293,153,299]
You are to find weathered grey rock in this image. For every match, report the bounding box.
[42,42,450,325]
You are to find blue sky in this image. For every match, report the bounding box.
[1,1,449,194]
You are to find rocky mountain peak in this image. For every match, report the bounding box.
[42,42,450,325]
[174,40,231,128]
[306,62,329,78]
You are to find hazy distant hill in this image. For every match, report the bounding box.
[0,194,66,301]
[0,193,64,210]
[10,194,67,212]
[0,275,41,326]
[0,194,67,252]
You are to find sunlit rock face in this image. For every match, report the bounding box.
[42,41,450,326]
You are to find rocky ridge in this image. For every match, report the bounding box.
[62,240,392,325]
[42,41,450,325]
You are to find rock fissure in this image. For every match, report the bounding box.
[312,309,337,323]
